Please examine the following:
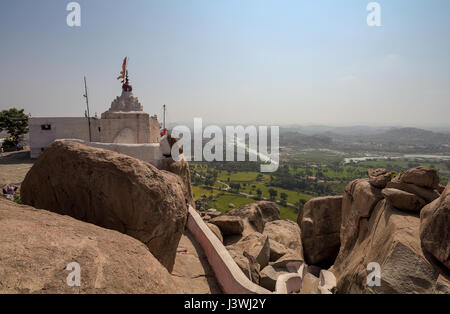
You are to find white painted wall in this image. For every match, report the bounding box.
[29,117,101,158]
[29,115,160,159]
[56,139,163,165]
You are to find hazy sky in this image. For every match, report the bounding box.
[0,0,449,126]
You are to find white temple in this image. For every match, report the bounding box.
[29,58,165,162]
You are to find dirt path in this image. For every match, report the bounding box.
[171,230,222,294]
[0,150,34,186]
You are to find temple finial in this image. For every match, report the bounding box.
[117,57,132,92]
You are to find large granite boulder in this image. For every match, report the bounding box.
[299,196,343,265]
[260,265,289,291]
[268,239,288,262]
[226,247,261,284]
[264,220,304,269]
[21,141,188,272]
[0,198,177,294]
[434,275,450,294]
[206,223,223,243]
[367,168,392,189]
[227,232,270,269]
[270,250,304,268]
[157,156,195,208]
[420,184,450,269]
[227,201,280,234]
[210,216,244,236]
[263,220,303,257]
[338,179,384,255]
[331,178,449,294]
[386,181,440,204]
[396,166,440,190]
[382,188,426,213]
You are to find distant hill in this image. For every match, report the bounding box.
[278,126,450,153]
[280,132,333,147]
[364,127,450,146]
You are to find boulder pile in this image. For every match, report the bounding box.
[199,201,310,291]
[326,166,449,294]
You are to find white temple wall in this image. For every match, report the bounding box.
[99,114,151,144]
[149,115,161,143]
[56,139,163,165]
[29,117,101,158]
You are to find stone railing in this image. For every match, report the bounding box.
[186,206,271,294]
[186,206,337,294]
[275,262,336,294]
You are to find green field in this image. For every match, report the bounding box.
[191,151,449,222]
[192,185,300,221]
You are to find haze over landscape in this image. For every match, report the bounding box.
[1,0,450,127]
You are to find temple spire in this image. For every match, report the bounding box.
[117,57,132,92]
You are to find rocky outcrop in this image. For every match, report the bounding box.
[206,223,223,243]
[263,220,304,270]
[227,246,261,284]
[338,179,384,256]
[260,265,288,291]
[20,141,188,272]
[386,181,440,203]
[268,240,288,262]
[270,251,304,268]
[298,196,343,265]
[210,216,244,236]
[396,166,440,190]
[382,188,426,213]
[330,171,449,294]
[226,232,270,270]
[434,275,450,294]
[263,220,303,254]
[331,199,447,293]
[227,201,280,234]
[157,157,194,208]
[215,202,305,290]
[0,198,177,294]
[420,184,450,269]
[368,168,391,188]
[224,232,270,285]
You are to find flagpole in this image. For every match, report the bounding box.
[84,76,92,142]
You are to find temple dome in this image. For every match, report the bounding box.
[105,90,143,113]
